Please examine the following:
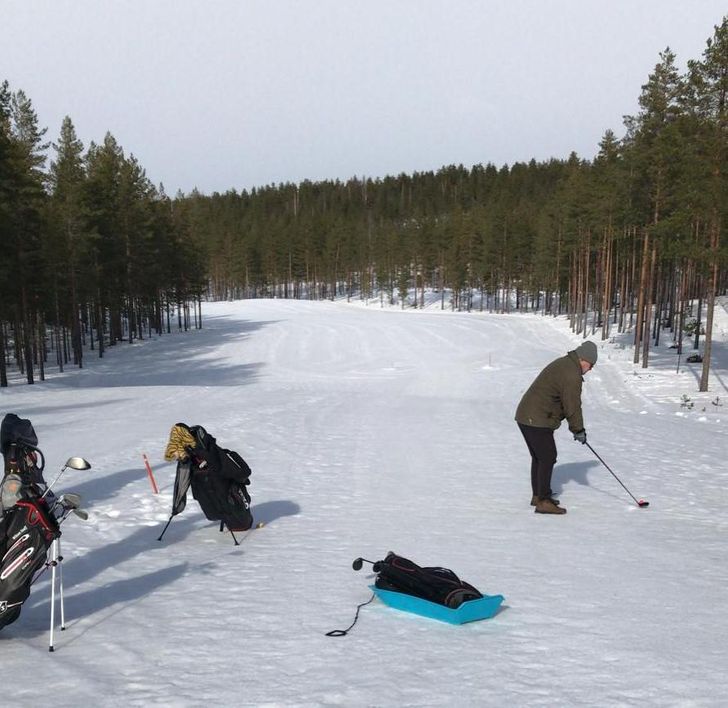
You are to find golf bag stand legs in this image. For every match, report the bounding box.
[219,520,240,545]
[48,537,65,652]
[59,540,66,631]
[157,515,174,542]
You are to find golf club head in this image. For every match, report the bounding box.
[352,558,364,571]
[638,500,649,507]
[72,508,89,520]
[59,492,82,509]
[64,457,91,471]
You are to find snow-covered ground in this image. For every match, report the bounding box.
[1,298,727,707]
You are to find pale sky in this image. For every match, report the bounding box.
[2,1,725,195]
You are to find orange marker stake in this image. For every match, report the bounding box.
[142,453,159,494]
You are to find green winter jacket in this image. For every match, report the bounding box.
[515,351,585,433]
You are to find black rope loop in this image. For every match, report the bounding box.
[325,592,375,637]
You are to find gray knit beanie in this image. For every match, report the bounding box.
[575,341,598,365]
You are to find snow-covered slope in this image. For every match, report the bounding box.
[1,299,726,706]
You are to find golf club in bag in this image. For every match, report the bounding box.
[0,414,91,651]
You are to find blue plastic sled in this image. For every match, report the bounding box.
[371,586,504,625]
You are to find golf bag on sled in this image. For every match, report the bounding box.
[160,423,253,541]
[369,552,483,608]
[0,414,60,630]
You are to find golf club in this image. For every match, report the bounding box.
[586,442,649,508]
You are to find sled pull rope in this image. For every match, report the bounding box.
[326,592,375,637]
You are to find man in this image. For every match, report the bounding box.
[514,341,597,515]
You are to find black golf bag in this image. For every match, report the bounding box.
[0,414,60,630]
[161,423,253,539]
[370,552,483,609]
[327,552,486,636]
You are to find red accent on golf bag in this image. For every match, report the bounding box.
[0,498,60,630]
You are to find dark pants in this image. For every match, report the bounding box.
[517,423,557,499]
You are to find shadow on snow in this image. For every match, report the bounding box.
[14,315,279,389]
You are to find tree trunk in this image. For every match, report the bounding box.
[699,224,720,392]
[633,230,650,364]
[641,242,657,368]
[0,323,7,387]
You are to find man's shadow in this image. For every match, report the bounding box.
[555,457,645,504]
[551,460,599,495]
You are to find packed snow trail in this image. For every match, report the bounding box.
[1,299,726,706]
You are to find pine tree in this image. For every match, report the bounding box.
[688,19,728,391]
[624,49,685,366]
[7,89,49,383]
[49,115,87,368]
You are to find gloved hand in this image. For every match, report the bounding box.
[573,430,587,445]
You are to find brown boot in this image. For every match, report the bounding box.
[534,498,567,514]
[530,495,559,506]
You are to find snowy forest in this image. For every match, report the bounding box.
[1,18,727,388]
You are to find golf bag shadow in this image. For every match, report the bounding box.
[160,423,253,543]
[0,414,61,631]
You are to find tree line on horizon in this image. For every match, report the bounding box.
[0,83,206,386]
[1,17,726,389]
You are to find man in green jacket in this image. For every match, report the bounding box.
[515,341,598,515]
